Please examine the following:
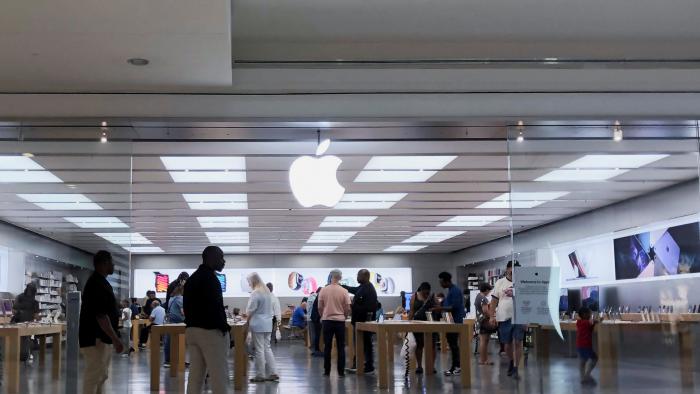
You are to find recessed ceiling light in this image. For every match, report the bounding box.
[127,58,149,66]
[96,232,152,245]
[183,194,248,210]
[319,216,377,228]
[355,156,456,183]
[535,154,668,182]
[384,245,427,252]
[0,155,62,183]
[64,217,128,228]
[220,245,250,253]
[438,216,507,227]
[197,217,249,228]
[123,246,163,253]
[301,245,338,253]
[402,231,464,243]
[162,157,246,183]
[307,231,356,243]
[333,193,407,210]
[206,232,249,244]
[476,192,569,209]
[18,194,102,210]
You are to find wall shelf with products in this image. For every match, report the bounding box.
[26,271,63,318]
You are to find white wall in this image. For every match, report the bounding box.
[131,253,455,311]
[0,220,93,294]
[452,180,700,308]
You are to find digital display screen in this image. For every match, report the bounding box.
[216,273,227,292]
[154,272,169,293]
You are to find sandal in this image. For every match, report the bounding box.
[266,374,280,382]
[249,377,266,383]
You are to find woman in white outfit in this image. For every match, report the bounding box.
[246,272,279,383]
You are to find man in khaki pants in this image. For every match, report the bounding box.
[79,251,124,394]
[184,246,231,394]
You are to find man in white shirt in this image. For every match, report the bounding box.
[138,300,165,349]
[489,261,525,380]
[266,283,282,344]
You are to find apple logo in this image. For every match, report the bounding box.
[289,139,345,207]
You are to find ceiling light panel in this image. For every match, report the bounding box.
[307,231,357,243]
[124,246,163,253]
[562,154,668,169]
[0,156,63,183]
[333,193,407,210]
[64,217,128,228]
[220,246,250,253]
[95,232,152,245]
[206,232,249,244]
[355,155,456,183]
[402,231,464,243]
[384,245,427,252]
[161,156,246,183]
[18,194,102,210]
[319,216,377,228]
[536,154,669,182]
[183,194,248,210]
[301,245,338,252]
[197,217,249,228]
[476,192,569,209]
[438,216,507,227]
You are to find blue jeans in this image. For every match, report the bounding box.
[164,317,184,363]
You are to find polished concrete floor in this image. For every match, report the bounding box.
[12,338,700,393]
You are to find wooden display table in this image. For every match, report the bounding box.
[131,318,148,352]
[149,323,250,391]
[533,320,695,389]
[0,323,63,394]
[356,321,472,389]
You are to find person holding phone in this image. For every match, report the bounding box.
[490,260,525,380]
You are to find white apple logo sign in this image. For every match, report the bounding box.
[289,139,345,207]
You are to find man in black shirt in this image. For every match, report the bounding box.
[184,246,230,394]
[79,250,123,394]
[141,290,161,317]
[343,269,378,374]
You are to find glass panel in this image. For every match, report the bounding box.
[508,121,700,390]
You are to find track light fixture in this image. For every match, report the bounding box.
[516,120,525,142]
[613,120,623,142]
[100,121,108,143]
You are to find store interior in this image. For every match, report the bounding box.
[0,120,699,391]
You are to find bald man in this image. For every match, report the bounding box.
[342,269,378,374]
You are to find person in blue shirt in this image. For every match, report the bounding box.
[431,271,465,376]
[163,285,185,367]
[291,299,308,329]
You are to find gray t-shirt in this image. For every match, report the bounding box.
[474,293,488,320]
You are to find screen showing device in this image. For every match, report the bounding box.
[403,292,412,311]
[216,273,227,292]
[154,272,169,293]
[654,230,681,275]
[568,251,587,278]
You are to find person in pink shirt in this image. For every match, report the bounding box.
[318,269,351,377]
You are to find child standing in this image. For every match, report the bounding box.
[119,299,133,357]
[576,307,598,385]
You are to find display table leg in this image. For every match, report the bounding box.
[440,332,448,353]
[534,327,550,363]
[679,325,694,388]
[425,332,435,375]
[132,323,140,353]
[52,332,62,380]
[149,330,161,391]
[459,326,472,388]
[233,328,247,391]
[377,328,389,389]
[346,324,355,367]
[5,333,20,393]
[170,333,179,377]
[39,335,46,367]
[356,328,365,376]
[598,324,618,388]
[177,333,186,374]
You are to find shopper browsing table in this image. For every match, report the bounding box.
[342,269,377,374]
[489,260,525,380]
[431,271,466,376]
[164,285,185,367]
[408,282,437,374]
[246,273,279,383]
[183,246,231,394]
[291,299,308,329]
[318,269,351,377]
[79,250,124,394]
[474,282,496,365]
[165,271,189,312]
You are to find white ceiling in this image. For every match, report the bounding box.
[0,121,697,255]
